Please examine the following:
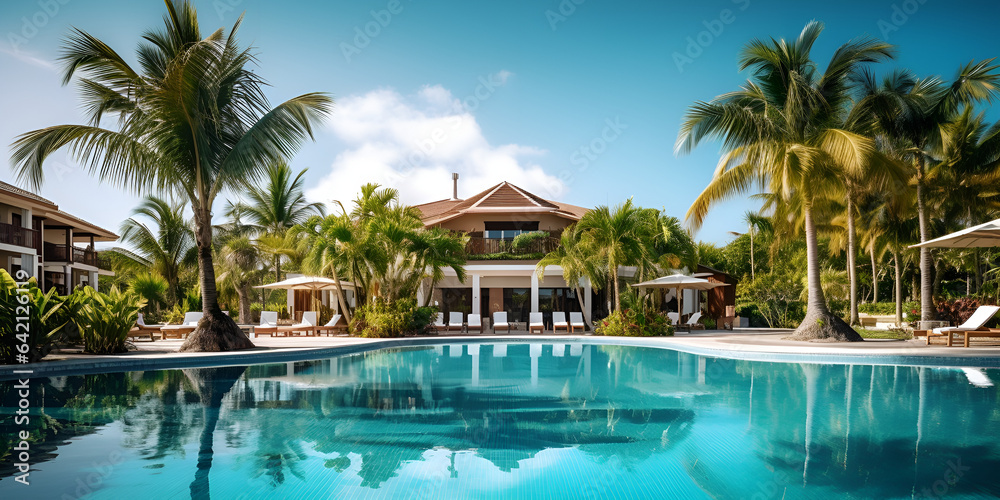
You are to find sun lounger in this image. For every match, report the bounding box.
[685,312,705,330]
[433,312,446,332]
[570,312,585,333]
[161,312,202,339]
[552,312,569,333]
[667,312,680,325]
[315,314,348,336]
[253,311,280,337]
[130,312,162,341]
[467,313,482,333]
[277,311,318,336]
[493,312,510,334]
[529,312,544,334]
[448,311,465,332]
[928,305,1000,346]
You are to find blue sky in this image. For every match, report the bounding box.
[1,0,998,245]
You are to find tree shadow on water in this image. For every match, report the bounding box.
[183,366,247,500]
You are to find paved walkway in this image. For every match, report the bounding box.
[3,329,999,379]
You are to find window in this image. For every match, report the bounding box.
[484,221,539,240]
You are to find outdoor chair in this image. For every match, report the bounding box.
[254,311,280,337]
[928,305,1000,347]
[529,312,545,334]
[277,311,318,336]
[569,312,585,333]
[315,314,348,336]
[685,312,705,330]
[434,312,446,332]
[667,312,680,325]
[161,312,202,339]
[493,312,510,334]
[448,311,465,332]
[130,312,162,341]
[467,313,482,333]
[552,312,569,333]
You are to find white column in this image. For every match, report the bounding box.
[583,277,592,323]
[471,274,481,315]
[530,271,540,313]
[416,286,425,307]
[286,289,294,316]
[89,270,99,292]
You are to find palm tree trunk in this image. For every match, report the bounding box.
[180,207,255,352]
[932,258,944,298]
[894,250,902,326]
[274,255,281,283]
[870,243,878,304]
[575,287,592,329]
[847,197,859,325]
[916,157,933,321]
[974,248,983,294]
[611,260,621,312]
[236,285,251,324]
[792,202,862,341]
[330,266,352,323]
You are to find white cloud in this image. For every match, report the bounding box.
[0,47,57,71]
[307,78,567,208]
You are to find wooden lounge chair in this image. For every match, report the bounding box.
[447,312,465,332]
[492,312,510,334]
[130,313,162,341]
[927,305,1000,346]
[161,312,202,339]
[254,311,280,337]
[277,311,318,337]
[570,312,585,333]
[529,312,544,334]
[466,313,482,333]
[552,312,569,333]
[685,312,705,330]
[315,314,348,336]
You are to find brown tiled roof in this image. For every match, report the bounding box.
[414,181,589,226]
[0,180,57,207]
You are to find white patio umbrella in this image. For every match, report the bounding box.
[255,276,356,315]
[631,273,728,324]
[911,218,1000,248]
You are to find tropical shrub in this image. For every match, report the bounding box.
[511,231,549,250]
[351,299,437,338]
[0,269,68,363]
[595,308,674,337]
[468,252,545,261]
[935,298,989,327]
[737,272,805,329]
[75,286,147,354]
[858,301,921,317]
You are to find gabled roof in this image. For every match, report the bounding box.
[0,180,57,208]
[414,181,589,226]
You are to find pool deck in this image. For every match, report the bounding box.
[3,329,1000,379]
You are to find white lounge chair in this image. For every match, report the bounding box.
[434,312,446,332]
[278,311,318,336]
[493,312,510,334]
[448,311,465,332]
[161,312,203,339]
[130,312,162,341]
[928,305,1000,347]
[667,312,680,325]
[685,312,705,330]
[254,311,280,337]
[552,312,569,333]
[529,312,544,334]
[315,314,347,336]
[467,313,482,333]
[570,312,585,333]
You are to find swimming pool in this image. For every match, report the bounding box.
[2,342,998,499]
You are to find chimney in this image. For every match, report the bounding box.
[451,172,460,200]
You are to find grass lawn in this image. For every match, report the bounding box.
[856,328,913,340]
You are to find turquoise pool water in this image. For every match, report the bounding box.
[2,342,999,499]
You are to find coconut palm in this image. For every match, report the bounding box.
[576,198,659,312]
[114,196,195,306]
[216,235,266,324]
[296,214,360,323]
[677,22,894,340]
[851,62,1000,320]
[536,224,604,328]
[10,1,332,351]
[226,160,325,281]
[411,227,468,307]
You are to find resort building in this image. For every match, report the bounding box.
[0,181,117,294]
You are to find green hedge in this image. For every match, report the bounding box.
[594,309,674,337]
[858,301,920,316]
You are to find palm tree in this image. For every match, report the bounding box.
[852,62,1000,321]
[114,196,196,306]
[411,227,468,307]
[10,1,332,351]
[677,22,894,341]
[217,235,265,324]
[296,214,359,323]
[536,224,604,328]
[576,198,658,312]
[227,160,325,281]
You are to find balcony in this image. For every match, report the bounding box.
[44,243,99,267]
[466,235,560,260]
[0,222,40,250]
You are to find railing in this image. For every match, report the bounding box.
[0,222,39,250]
[44,243,99,266]
[466,236,561,259]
